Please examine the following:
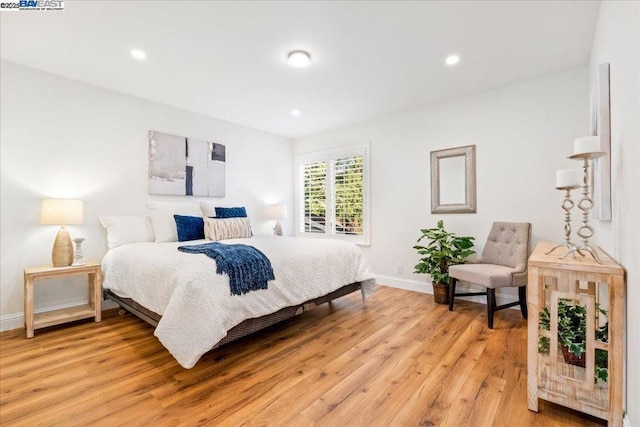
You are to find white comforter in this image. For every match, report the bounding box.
[102,236,376,368]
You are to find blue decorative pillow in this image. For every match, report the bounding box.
[174,215,205,242]
[215,207,247,218]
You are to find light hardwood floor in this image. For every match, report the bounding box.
[0,286,605,426]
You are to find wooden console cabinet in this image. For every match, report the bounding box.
[527,242,624,425]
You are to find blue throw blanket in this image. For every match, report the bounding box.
[178,242,275,296]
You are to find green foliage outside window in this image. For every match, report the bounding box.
[334,156,363,234]
[303,156,363,235]
[303,162,326,233]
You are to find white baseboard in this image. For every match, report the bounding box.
[0,313,24,332]
[624,413,631,427]
[375,274,519,307]
[0,299,118,333]
[375,275,430,294]
[1,278,521,333]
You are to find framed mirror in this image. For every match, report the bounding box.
[430,145,476,214]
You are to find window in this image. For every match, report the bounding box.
[295,144,370,245]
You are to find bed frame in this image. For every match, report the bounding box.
[103,282,362,349]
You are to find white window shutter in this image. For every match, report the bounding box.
[295,143,370,245]
[302,161,327,233]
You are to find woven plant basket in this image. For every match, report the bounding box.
[432,282,450,305]
[560,344,586,368]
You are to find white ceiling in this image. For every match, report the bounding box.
[0,1,599,139]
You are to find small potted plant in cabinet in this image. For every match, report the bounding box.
[538,299,609,383]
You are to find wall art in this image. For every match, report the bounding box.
[148,130,225,197]
[591,63,611,221]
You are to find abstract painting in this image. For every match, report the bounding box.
[148,130,225,197]
[590,63,611,221]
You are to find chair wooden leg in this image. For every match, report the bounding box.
[487,288,495,329]
[448,278,457,311]
[518,286,528,319]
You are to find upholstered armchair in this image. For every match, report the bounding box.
[448,222,532,329]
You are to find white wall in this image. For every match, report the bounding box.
[589,1,640,423]
[295,68,589,302]
[0,61,294,330]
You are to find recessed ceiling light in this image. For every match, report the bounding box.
[287,51,311,68]
[445,55,460,66]
[130,49,146,60]
[291,109,301,117]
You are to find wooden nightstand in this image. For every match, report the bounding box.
[24,262,102,338]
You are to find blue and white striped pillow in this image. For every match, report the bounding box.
[204,217,252,241]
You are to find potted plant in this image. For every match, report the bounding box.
[413,220,475,305]
[538,299,609,383]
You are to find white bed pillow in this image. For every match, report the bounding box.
[147,201,202,242]
[99,215,155,249]
[204,217,252,241]
[200,201,216,218]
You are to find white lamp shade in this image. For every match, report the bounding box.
[267,204,287,220]
[41,199,84,225]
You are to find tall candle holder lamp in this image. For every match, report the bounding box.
[545,184,583,257]
[560,137,606,264]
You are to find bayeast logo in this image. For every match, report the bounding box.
[0,0,64,11]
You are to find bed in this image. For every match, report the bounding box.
[101,236,376,368]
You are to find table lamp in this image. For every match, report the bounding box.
[40,198,83,267]
[267,204,287,236]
